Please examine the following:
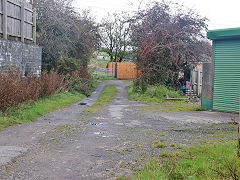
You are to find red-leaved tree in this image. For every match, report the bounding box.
[131,1,211,90]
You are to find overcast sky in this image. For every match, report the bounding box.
[73,0,240,30]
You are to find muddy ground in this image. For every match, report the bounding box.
[0,80,238,180]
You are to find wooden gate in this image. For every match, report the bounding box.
[108,62,141,79]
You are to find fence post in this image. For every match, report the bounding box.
[21,1,25,42]
[3,0,7,39]
[33,9,36,44]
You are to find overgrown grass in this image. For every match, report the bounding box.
[89,58,109,69]
[128,83,183,103]
[84,84,117,114]
[0,91,86,130]
[135,141,240,179]
[128,83,202,111]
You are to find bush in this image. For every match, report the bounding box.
[0,64,97,110]
[131,1,211,88]
[67,68,96,96]
[40,70,66,96]
[0,69,66,109]
[57,57,82,75]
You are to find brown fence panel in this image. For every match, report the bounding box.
[107,62,140,79]
[0,0,36,43]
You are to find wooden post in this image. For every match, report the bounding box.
[2,0,7,39]
[21,1,25,42]
[115,59,118,79]
[33,9,36,44]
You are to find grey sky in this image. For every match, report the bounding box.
[73,0,240,30]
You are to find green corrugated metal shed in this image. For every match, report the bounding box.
[207,27,240,113]
[207,28,240,40]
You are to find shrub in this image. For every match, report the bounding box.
[67,68,96,96]
[131,1,211,88]
[0,69,66,109]
[0,65,96,110]
[40,70,66,96]
[57,57,82,75]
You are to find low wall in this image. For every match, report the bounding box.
[0,38,42,76]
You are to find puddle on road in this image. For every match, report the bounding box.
[91,131,110,138]
[85,122,108,127]
[79,102,87,105]
[79,98,95,106]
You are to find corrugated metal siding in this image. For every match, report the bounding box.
[213,38,240,112]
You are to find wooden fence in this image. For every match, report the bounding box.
[108,62,141,79]
[0,0,36,43]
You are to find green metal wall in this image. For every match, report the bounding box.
[213,38,240,113]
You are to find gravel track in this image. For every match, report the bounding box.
[0,80,237,180]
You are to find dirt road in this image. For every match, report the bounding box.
[0,80,237,179]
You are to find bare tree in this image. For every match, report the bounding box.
[100,13,131,61]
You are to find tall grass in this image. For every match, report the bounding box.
[128,83,183,103]
[135,141,240,179]
[127,83,202,111]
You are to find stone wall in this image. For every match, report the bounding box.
[0,38,42,76]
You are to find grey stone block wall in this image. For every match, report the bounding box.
[0,38,42,76]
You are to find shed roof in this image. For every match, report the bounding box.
[207,27,240,40]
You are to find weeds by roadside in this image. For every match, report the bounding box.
[0,70,66,109]
[128,83,182,103]
[127,83,202,111]
[0,92,86,130]
[135,141,240,179]
[0,68,95,110]
[0,67,96,130]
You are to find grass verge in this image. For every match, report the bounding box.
[0,91,86,130]
[127,83,202,111]
[84,84,117,114]
[96,76,117,81]
[135,141,240,179]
